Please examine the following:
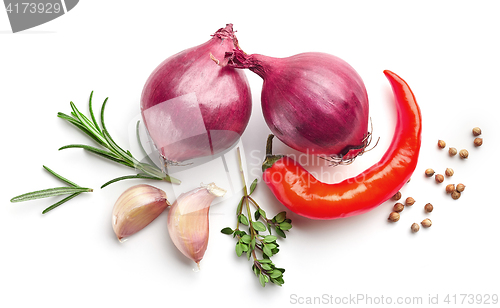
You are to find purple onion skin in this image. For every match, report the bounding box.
[141,24,252,164]
[226,51,369,159]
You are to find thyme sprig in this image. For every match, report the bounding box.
[10,166,93,214]
[58,91,180,188]
[221,148,292,287]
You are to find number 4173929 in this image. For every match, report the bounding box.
[444,294,498,305]
[5,2,62,14]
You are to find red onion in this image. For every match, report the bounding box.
[141,24,252,164]
[222,49,369,162]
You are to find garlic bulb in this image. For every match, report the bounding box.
[167,183,226,267]
[112,184,170,242]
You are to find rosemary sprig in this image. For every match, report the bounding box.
[221,148,292,287]
[10,166,93,214]
[58,91,180,188]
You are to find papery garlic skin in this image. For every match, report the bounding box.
[112,184,170,242]
[167,183,226,266]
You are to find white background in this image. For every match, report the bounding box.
[1,1,499,307]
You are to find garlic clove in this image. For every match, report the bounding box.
[167,182,226,266]
[112,184,170,242]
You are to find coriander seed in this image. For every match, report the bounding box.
[438,140,446,148]
[449,147,457,156]
[405,197,415,206]
[446,184,455,194]
[393,202,404,213]
[445,168,454,177]
[474,137,483,147]
[392,191,402,201]
[421,218,432,228]
[424,203,434,213]
[425,168,435,177]
[451,190,461,200]
[411,223,420,233]
[456,183,466,192]
[388,212,400,222]
[435,174,444,183]
[472,127,481,136]
[459,149,469,159]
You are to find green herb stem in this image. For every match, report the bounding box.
[221,147,291,287]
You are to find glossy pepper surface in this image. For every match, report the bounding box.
[262,70,422,220]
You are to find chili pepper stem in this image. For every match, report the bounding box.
[262,135,284,172]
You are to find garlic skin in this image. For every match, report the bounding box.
[167,183,226,266]
[112,184,170,242]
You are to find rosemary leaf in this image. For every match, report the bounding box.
[99,97,109,132]
[10,187,92,203]
[100,174,162,188]
[42,192,83,214]
[42,165,79,187]
[102,129,135,164]
[59,144,131,167]
[88,91,101,134]
[58,112,106,146]
[70,102,107,146]
[57,112,80,125]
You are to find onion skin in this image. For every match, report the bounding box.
[224,50,369,160]
[141,24,252,164]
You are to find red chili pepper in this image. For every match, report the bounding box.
[262,70,422,219]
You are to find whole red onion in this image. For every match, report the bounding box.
[141,24,252,165]
[223,50,369,161]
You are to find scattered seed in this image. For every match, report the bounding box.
[451,190,461,200]
[411,223,420,233]
[424,203,434,213]
[438,140,446,148]
[449,147,457,156]
[388,212,400,222]
[393,202,404,213]
[472,127,482,136]
[456,183,465,193]
[407,178,411,184]
[392,191,402,201]
[425,168,435,177]
[445,168,454,177]
[459,149,469,159]
[474,138,483,147]
[435,174,444,183]
[421,218,432,228]
[446,184,455,194]
[405,197,415,206]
